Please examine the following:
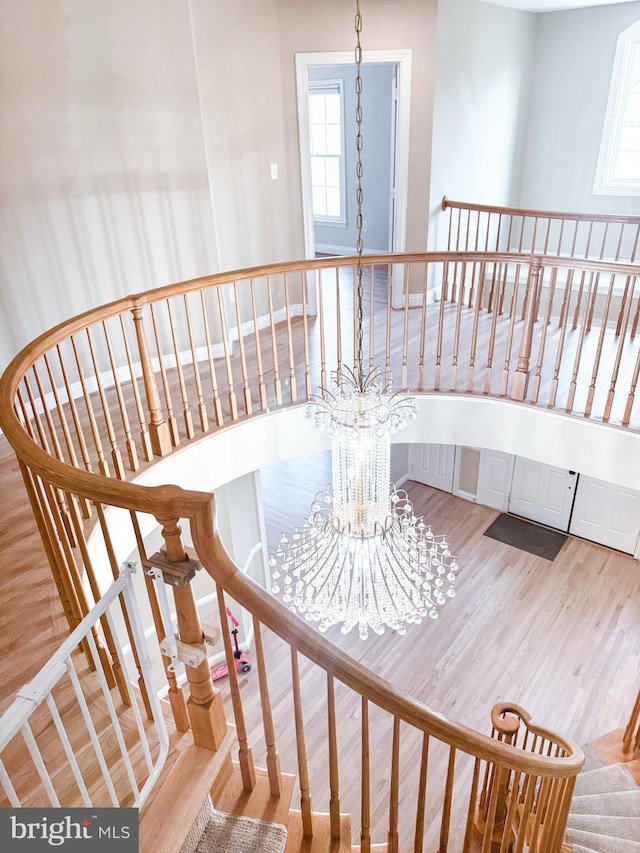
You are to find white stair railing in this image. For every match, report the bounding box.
[0,562,168,809]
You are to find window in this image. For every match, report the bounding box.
[594,21,640,196]
[309,81,346,223]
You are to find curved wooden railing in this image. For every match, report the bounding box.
[442,197,640,264]
[6,246,640,849]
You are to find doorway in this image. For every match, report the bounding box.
[295,50,412,306]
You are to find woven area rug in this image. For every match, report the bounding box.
[181,797,287,853]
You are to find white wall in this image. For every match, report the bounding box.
[517,1,640,215]
[0,0,303,373]
[428,0,537,250]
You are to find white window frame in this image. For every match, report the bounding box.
[308,79,347,226]
[594,20,640,197]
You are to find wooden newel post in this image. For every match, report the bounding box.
[131,303,172,457]
[512,260,543,402]
[150,518,227,751]
[474,712,521,852]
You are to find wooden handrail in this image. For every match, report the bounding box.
[442,196,640,228]
[9,246,640,847]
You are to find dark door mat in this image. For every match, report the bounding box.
[483,513,568,561]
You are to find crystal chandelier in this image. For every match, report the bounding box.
[269,1,458,640]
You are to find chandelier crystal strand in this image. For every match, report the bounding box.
[270,0,459,640]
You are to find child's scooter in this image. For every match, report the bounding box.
[211,608,252,681]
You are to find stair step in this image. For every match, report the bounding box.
[570,789,640,817]
[215,761,296,829]
[139,727,236,853]
[573,763,638,797]
[567,813,640,839]
[565,828,640,852]
[284,810,351,853]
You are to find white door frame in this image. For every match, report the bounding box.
[295,50,412,307]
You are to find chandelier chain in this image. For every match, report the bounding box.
[355,0,365,386]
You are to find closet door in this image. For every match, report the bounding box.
[408,444,455,493]
[508,457,577,531]
[569,476,640,554]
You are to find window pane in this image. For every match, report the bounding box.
[312,186,327,216]
[310,125,327,156]
[311,156,326,186]
[325,156,340,187]
[325,124,341,155]
[325,187,341,217]
[309,93,325,124]
[324,93,341,124]
[613,149,640,182]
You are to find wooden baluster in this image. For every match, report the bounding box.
[266,275,282,407]
[95,502,152,718]
[327,674,341,840]
[485,263,503,394]
[528,775,552,852]
[605,276,637,420]
[318,269,328,392]
[401,264,410,391]
[438,746,456,853]
[512,260,543,402]
[435,263,448,389]
[27,366,77,544]
[119,315,154,462]
[531,267,558,405]
[623,688,640,752]
[165,299,195,439]
[69,334,109,476]
[133,514,189,730]
[291,649,313,836]
[183,293,210,431]
[216,590,255,789]
[414,733,430,853]
[566,278,596,414]
[500,262,523,396]
[512,774,537,853]
[147,304,180,447]
[229,283,252,415]
[252,616,281,796]
[247,279,268,410]
[301,271,313,400]
[385,262,393,385]
[361,696,371,853]
[131,303,172,456]
[152,519,227,749]
[85,327,125,480]
[418,263,429,391]
[283,273,297,404]
[585,273,615,417]
[199,290,224,426]
[450,263,466,391]
[388,717,401,853]
[102,321,138,472]
[463,758,481,853]
[467,261,486,392]
[335,268,343,379]
[548,269,574,409]
[368,265,376,375]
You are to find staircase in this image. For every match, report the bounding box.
[564,740,640,853]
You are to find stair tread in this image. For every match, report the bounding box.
[284,810,351,853]
[566,828,640,852]
[570,789,640,817]
[573,763,639,797]
[215,762,296,828]
[139,727,236,853]
[567,813,640,836]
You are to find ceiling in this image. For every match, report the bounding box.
[482,0,638,12]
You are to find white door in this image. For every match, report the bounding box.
[508,457,577,531]
[477,450,515,511]
[569,476,640,555]
[408,444,455,493]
